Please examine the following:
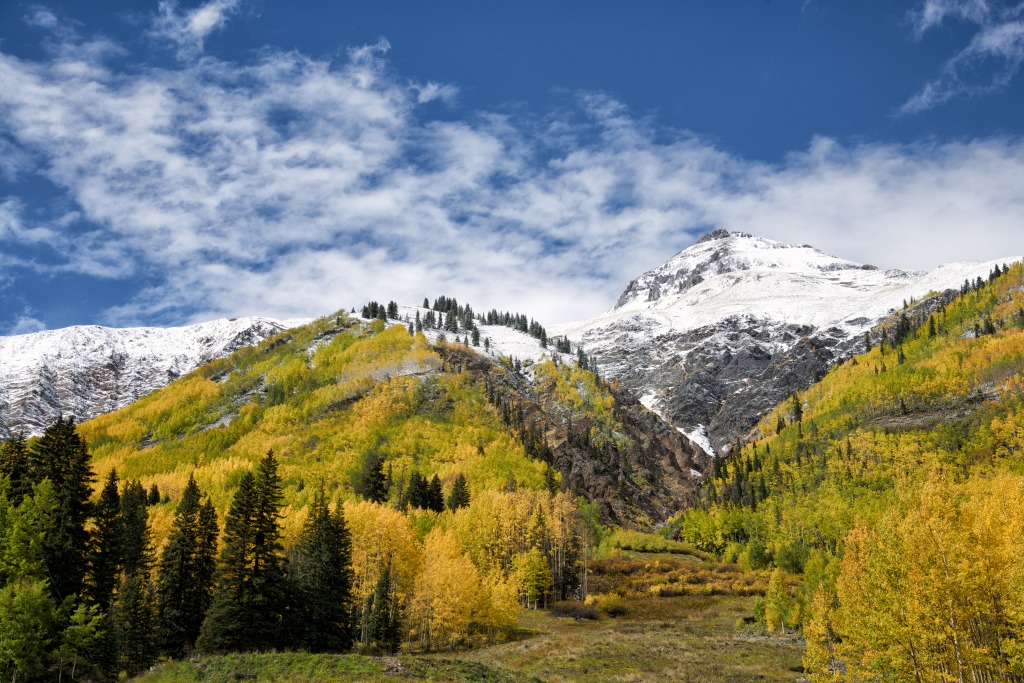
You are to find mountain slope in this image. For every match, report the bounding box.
[663,261,1024,681]
[555,230,1020,454]
[0,316,304,439]
[78,312,703,534]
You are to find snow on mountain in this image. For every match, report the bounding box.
[553,229,1020,456]
[0,317,306,438]
[383,304,574,374]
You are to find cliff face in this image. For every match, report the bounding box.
[438,345,709,529]
[0,317,300,438]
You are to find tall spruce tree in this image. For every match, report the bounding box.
[446,474,470,511]
[87,469,122,612]
[156,475,219,657]
[114,572,157,676]
[197,452,289,653]
[27,416,94,602]
[120,479,153,577]
[0,433,30,504]
[294,489,354,652]
[426,475,445,513]
[155,475,199,655]
[367,563,402,654]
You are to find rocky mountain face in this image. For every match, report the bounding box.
[554,230,1017,455]
[437,344,710,528]
[0,317,301,438]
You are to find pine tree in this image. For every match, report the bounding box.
[114,573,157,676]
[406,471,427,509]
[156,476,218,657]
[147,483,160,506]
[367,563,402,654]
[121,479,153,577]
[294,489,354,652]
[0,433,30,504]
[27,416,94,602]
[426,475,445,513]
[354,452,388,503]
[87,469,122,612]
[197,452,290,652]
[446,474,470,511]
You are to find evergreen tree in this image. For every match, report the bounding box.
[121,479,153,577]
[0,433,30,504]
[156,476,218,657]
[425,475,444,513]
[147,483,160,506]
[294,489,354,652]
[87,469,122,612]
[354,451,388,503]
[114,573,157,676]
[27,416,94,602]
[197,451,290,653]
[406,471,427,509]
[367,563,402,654]
[446,474,470,511]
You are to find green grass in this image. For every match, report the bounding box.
[135,652,540,683]
[136,593,802,683]
[461,594,803,683]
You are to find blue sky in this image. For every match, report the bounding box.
[1,0,1023,333]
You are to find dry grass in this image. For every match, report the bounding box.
[456,592,804,682]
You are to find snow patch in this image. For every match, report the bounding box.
[681,425,716,458]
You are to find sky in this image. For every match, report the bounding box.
[1,0,1023,334]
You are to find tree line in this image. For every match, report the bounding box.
[0,419,358,680]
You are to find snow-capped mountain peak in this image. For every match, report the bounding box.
[554,229,1019,455]
[0,316,307,438]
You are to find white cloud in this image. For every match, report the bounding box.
[8,313,47,335]
[903,0,1024,113]
[0,21,1023,328]
[909,0,992,38]
[151,0,242,58]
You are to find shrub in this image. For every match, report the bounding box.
[549,601,600,620]
[597,593,627,617]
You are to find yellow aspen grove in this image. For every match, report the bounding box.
[343,499,422,638]
[821,474,1024,683]
[408,529,484,650]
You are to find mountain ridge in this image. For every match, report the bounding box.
[0,316,307,438]
[554,230,1020,454]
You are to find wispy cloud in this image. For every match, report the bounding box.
[902,0,1024,113]
[8,313,46,335]
[151,0,242,58]
[1,12,1023,328]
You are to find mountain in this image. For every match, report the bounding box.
[554,229,1019,455]
[0,316,304,439]
[78,310,705,530]
[662,260,1024,682]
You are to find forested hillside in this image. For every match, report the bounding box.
[0,305,704,680]
[669,261,1024,681]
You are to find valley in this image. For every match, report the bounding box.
[2,234,1023,682]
